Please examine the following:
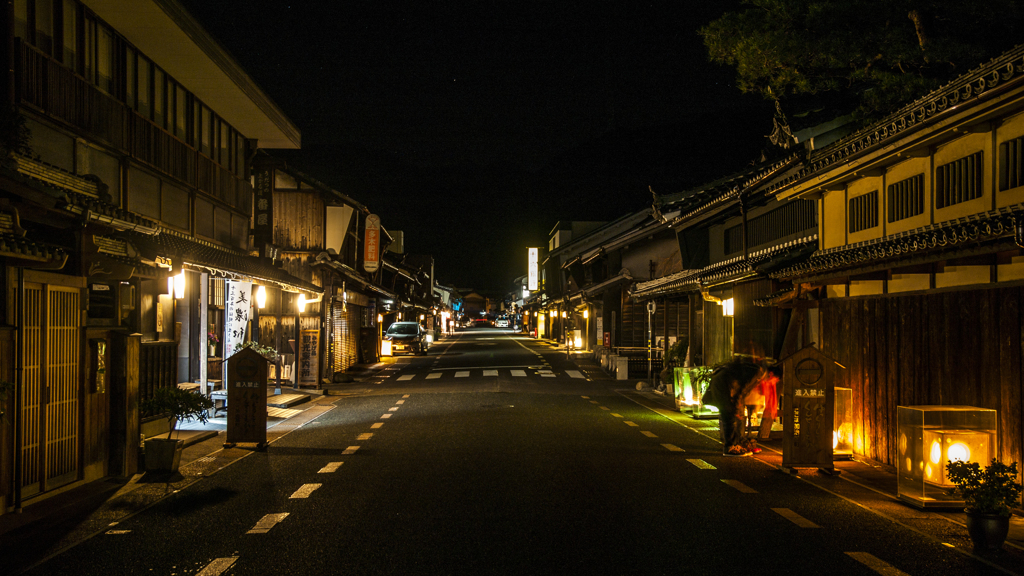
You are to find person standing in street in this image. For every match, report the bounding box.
[701,359,767,456]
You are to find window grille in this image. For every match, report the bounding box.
[746,200,817,248]
[999,136,1024,191]
[936,151,983,208]
[848,191,878,233]
[886,174,925,223]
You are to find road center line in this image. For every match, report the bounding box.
[196,557,238,575]
[772,508,820,528]
[380,413,392,419]
[641,431,657,437]
[624,421,639,427]
[357,433,373,440]
[845,552,912,576]
[247,513,289,534]
[661,443,684,452]
[388,407,399,411]
[342,446,360,454]
[721,479,758,493]
[318,462,343,473]
[611,413,623,418]
[289,483,322,499]
[687,459,716,470]
[396,399,406,404]
[371,422,383,429]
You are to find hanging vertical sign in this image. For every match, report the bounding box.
[299,329,320,385]
[528,248,539,291]
[364,214,381,273]
[252,167,274,254]
[224,280,253,359]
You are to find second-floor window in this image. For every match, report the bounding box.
[999,136,1024,191]
[886,174,925,223]
[849,190,878,234]
[936,151,983,209]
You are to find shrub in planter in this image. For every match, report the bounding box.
[947,459,1023,552]
[140,387,213,472]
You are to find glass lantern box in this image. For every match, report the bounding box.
[896,405,997,508]
[833,387,853,459]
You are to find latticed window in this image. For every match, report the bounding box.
[999,136,1024,191]
[747,200,817,247]
[936,151,983,208]
[887,174,925,223]
[848,191,878,233]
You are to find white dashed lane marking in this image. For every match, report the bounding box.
[661,444,684,452]
[455,371,470,378]
[342,446,360,454]
[611,413,623,418]
[397,375,415,381]
[566,370,585,379]
[772,508,820,528]
[402,394,410,398]
[581,396,590,399]
[599,406,610,411]
[196,557,238,576]
[380,414,392,419]
[395,399,405,404]
[289,483,322,499]
[318,462,343,473]
[687,459,716,470]
[371,422,383,429]
[388,407,399,411]
[105,530,130,535]
[511,370,526,377]
[426,373,441,379]
[640,431,657,437]
[845,552,912,576]
[357,433,373,440]
[247,513,289,534]
[483,369,498,377]
[721,479,758,493]
[624,421,639,427]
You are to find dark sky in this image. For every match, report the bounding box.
[179,1,774,292]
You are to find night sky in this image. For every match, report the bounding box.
[179,1,774,292]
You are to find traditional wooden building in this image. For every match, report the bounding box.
[767,45,1024,469]
[1,0,312,514]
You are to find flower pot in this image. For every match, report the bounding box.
[209,344,216,357]
[144,437,184,472]
[965,510,1011,552]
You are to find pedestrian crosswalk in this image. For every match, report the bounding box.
[386,368,588,381]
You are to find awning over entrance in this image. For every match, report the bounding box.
[130,230,321,294]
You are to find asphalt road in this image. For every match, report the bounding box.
[13,328,1020,575]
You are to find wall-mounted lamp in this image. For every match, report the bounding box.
[721,298,735,317]
[420,314,425,321]
[549,310,555,318]
[168,271,185,299]
[378,314,384,323]
[296,293,323,313]
[561,311,566,318]
[255,285,267,309]
[583,309,589,319]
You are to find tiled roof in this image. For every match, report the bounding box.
[131,230,321,293]
[771,205,1024,279]
[0,232,67,266]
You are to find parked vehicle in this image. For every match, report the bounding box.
[382,322,429,355]
[473,318,492,328]
[495,318,509,328]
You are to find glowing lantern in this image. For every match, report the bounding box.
[897,405,997,508]
[833,387,853,459]
[381,339,393,356]
[255,285,267,309]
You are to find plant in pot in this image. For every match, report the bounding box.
[947,458,1023,552]
[207,331,219,357]
[140,386,213,472]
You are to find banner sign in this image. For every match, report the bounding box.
[252,167,274,248]
[364,214,381,273]
[528,248,539,291]
[224,280,252,359]
[299,329,320,385]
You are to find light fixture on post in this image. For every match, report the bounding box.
[297,294,308,313]
[255,285,267,309]
[721,298,734,317]
[172,271,185,299]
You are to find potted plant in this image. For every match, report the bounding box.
[207,331,219,357]
[947,458,1023,552]
[140,386,213,472]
